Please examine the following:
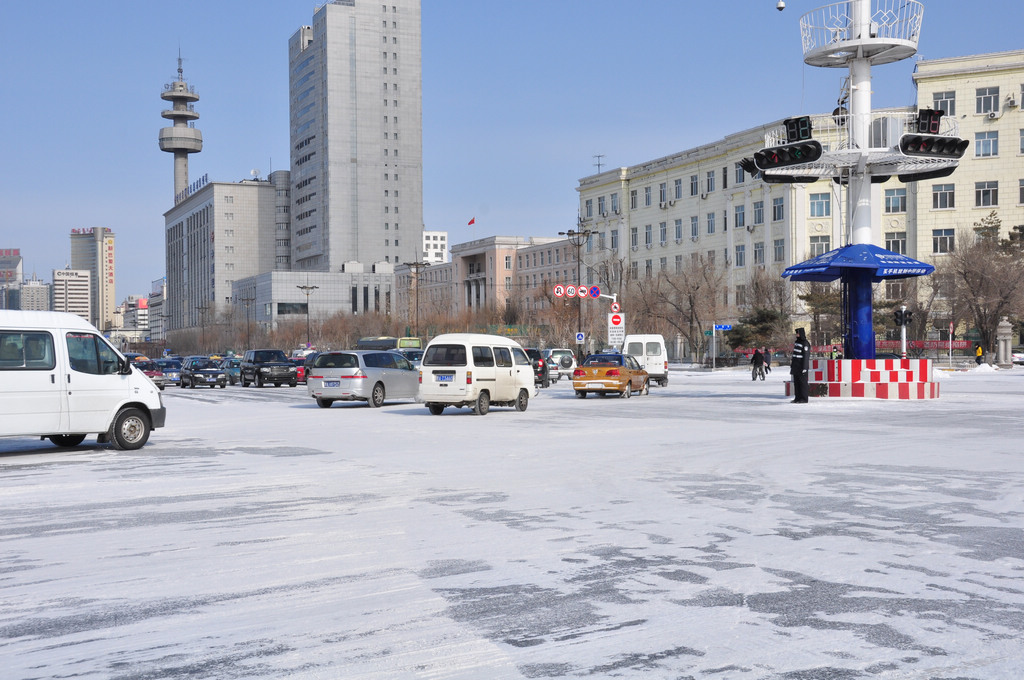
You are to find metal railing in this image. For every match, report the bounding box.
[800,0,924,56]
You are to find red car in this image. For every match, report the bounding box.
[290,357,307,383]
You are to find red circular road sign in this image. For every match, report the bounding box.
[577,286,588,298]
[610,314,623,326]
[566,285,577,297]
[610,302,620,313]
[553,285,565,298]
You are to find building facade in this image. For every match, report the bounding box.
[20,276,50,311]
[52,268,91,321]
[69,228,115,330]
[288,0,423,271]
[422,230,448,264]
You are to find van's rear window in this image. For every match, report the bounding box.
[423,345,467,366]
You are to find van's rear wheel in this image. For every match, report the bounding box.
[49,434,86,447]
[427,403,445,415]
[514,388,529,412]
[369,382,385,408]
[109,407,150,450]
[473,391,490,415]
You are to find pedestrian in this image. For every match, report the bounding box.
[790,328,810,403]
[975,344,983,365]
[750,348,766,381]
[831,345,842,360]
[763,348,772,373]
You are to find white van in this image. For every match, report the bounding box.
[0,311,167,450]
[419,333,535,415]
[623,334,669,386]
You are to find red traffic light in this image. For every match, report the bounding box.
[753,140,823,170]
[898,134,968,158]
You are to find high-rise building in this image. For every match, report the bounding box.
[20,276,50,311]
[288,0,423,271]
[421,231,448,264]
[52,269,92,322]
[69,228,115,330]
[0,249,23,309]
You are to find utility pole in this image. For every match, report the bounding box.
[403,261,430,338]
[237,295,255,349]
[195,304,208,353]
[559,219,592,360]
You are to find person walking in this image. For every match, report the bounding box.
[975,344,983,365]
[750,348,766,381]
[790,328,810,403]
[763,348,772,374]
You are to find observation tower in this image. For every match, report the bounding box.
[159,56,203,200]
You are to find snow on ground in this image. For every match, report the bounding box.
[1,366,1023,679]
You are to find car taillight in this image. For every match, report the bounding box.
[466,371,473,384]
[664,361,668,370]
[573,369,585,378]
[418,370,422,384]
[606,369,620,376]
[341,371,367,379]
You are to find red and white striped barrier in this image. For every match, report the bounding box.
[786,358,940,400]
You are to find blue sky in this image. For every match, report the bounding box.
[1,0,1021,301]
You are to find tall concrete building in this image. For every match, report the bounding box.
[69,227,115,330]
[52,269,92,321]
[0,249,23,309]
[158,56,203,201]
[20,276,50,311]
[288,0,423,271]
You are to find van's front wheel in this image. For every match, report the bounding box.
[514,388,529,412]
[109,407,151,450]
[473,391,490,415]
[49,434,86,447]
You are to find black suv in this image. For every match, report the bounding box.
[524,348,550,388]
[240,349,298,387]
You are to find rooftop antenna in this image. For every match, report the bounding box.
[593,154,605,173]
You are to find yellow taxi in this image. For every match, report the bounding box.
[572,352,649,399]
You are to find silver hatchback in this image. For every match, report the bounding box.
[306,350,419,408]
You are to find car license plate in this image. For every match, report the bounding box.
[587,382,604,389]
[436,374,453,382]
[325,380,340,388]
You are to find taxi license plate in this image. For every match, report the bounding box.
[587,382,604,389]
[325,380,340,388]
[436,374,453,382]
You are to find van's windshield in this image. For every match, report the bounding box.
[423,344,467,366]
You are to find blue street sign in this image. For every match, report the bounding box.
[714,324,732,331]
[589,286,600,298]
[575,332,585,343]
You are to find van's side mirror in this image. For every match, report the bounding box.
[118,358,133,375]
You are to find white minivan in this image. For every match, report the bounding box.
[623,334,669,386]
[0,311,167,450]
[419,333,535,415]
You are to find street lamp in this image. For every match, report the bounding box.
[296,284,319,348]
[195,304,209,353]
[558,220,592,359]
[236,295,255,349]
[403,261,430,338]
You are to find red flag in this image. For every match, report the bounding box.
[468,217,475,225]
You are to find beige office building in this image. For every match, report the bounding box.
[69,228,115,330]
[52,269,92,322]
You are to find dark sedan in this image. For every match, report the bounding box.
[180,357,228,388]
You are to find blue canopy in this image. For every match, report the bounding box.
[781,243,934,283]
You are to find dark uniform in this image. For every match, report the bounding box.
[790,328,810,403]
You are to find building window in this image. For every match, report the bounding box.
[630,189,638,210]
[735,244,745,267]
[690,175,699,196]
[772,197,784,222]
[674,219,683,241]
[504,255,512,269]
[884,188,907,213]
[629,262,638,280]
[933,228,955,254]
[735,204,746,229]
[585,199,593,218]
[1020,129,1024,154]
[644,224,652,248]
[809,235,830,257]
[674,179,683,200]
[735,163,746,185]
[933,90,956,116]
[707,250,715,266]
[753,200,765,225]
[675,254,683,273]
[975,181,998,207]
[644,186,652,207]
[885,279,906,301]
[597,195,606,216]
[885,231,907,254]
[659,222,668,245]
[933,183,955,209]
[630,227,639,249]
[611,193,619,213]
[609,229,619,251]
[659,257,667,272]
[753,241,764,265]
[1020,179,1024,205]
[976,87,1000,114]
[659,183,667,203]
[976,131,999,157]
[736,284,747,307]
[705,170,715,194]
[774,238,785,262]
[706,212,715,235]
[690,216,699,238]
[809,192,831,217]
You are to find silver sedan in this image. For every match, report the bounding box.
[306,350,419,408]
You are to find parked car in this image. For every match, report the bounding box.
[180,356,228,388]
[302,351,321,380]
[419,333,534,415]
[542,348,575,382]
[290,356,307,383]
[572,352,649,399]
[307,350,418,408]
[218,357,241,385]
[155,358,182,386]
[524,348,550,388]
[240,349,298,387]
[134,360,168,390]
[398,348,424,367]
[623,334,669,386]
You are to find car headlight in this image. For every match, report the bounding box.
[261,367,271,372]
[289,367,297,372]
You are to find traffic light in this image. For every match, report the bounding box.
[893,309,905,326]
[753,140,823,171]
[904,310,913,325]
[898,109,968,159]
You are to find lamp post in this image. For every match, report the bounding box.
[403,261,430,338]
[195,304,208,353]
[558,221,592,359]
[236,295,255,349]
[296,284,319,348]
